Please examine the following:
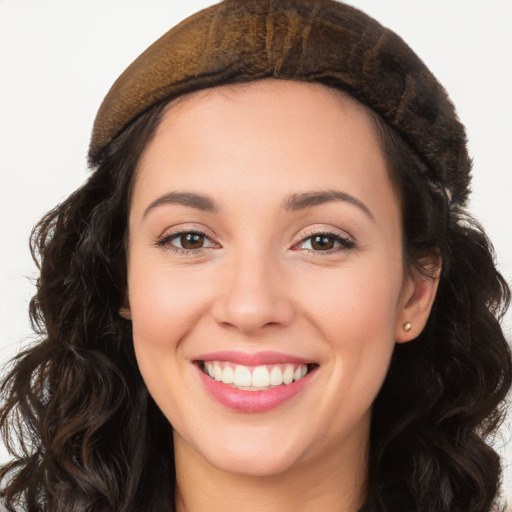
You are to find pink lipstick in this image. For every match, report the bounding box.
[194,351,317,413]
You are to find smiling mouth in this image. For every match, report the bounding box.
[198,361,318,391]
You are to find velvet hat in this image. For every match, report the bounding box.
[89,0,470,205]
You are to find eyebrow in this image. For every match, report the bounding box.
[143,191,219,218]
[142,189,374,221]
[283,190,375,221]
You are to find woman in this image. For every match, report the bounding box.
[1,1,510,511]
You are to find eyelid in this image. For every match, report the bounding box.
[155,224,221,252]
[291,227,355,252]
[153,224,354,254]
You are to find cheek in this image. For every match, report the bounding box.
[299,260,402,342]
[296,259,402,397]
[126,254,217,420]
[127,252,215,367]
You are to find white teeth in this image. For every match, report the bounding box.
[251,366,270,387]
[283,365,294,385]
[221,365,234,384]
[233,365,252,387]
[269,366,283,386]
[213,362,223,381]
[203,361,310,390]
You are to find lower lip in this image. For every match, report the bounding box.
[196,366,314,413]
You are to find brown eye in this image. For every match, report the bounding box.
[180,232,205,249]
[311,235,335,251]
[295,232,355,252]
[157,230,217,252]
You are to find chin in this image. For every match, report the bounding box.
[207,445,303,478]
[176,424,310,478]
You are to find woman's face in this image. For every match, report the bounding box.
[124,80,435,477]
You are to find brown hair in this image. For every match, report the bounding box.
[1,90,510,511]
[1,1,511,511]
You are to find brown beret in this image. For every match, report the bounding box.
[89,0,470,205]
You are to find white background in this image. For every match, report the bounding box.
[1,0,511,505]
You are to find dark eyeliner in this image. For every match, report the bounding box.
[155,229,216,252]
[294,229,356,253]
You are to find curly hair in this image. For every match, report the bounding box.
[1,88,510,512]
[0,104,174,512]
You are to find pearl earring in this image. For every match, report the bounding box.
[403,322,412,332]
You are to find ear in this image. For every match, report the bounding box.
[395,259,441,343]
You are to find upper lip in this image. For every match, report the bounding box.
[194,350,316,366]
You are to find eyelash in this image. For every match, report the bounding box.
[292,230,355,254]
[156,230,219,255]
[156,228,355,255]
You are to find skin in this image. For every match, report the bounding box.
[122,80,438,512]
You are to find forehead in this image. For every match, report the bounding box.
[159,79,374,132]
[137,79,385,176]
[132,79,399,224]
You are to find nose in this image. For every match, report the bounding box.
[211,250,295,335]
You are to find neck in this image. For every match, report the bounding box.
[173,433,368,512]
